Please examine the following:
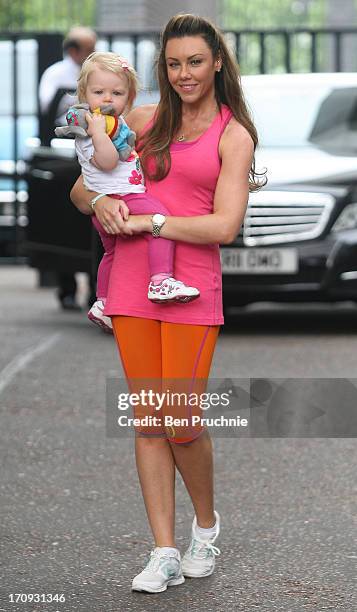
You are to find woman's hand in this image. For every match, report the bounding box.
[118,201,130,222]
[119,214,152,236]
[94,196,132,234]
[70,177,148,235]
[95,204,150,236]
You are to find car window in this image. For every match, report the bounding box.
[308,87,357,155]
[244,82,357,153]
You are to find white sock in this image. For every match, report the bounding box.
[158,546,179,556]
[195,520,217,541]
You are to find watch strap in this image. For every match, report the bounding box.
[152,223,161,238]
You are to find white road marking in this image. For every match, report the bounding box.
[0,333,61,395]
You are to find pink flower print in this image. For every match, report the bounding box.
[129,170,143,185]
[126,152,135,162]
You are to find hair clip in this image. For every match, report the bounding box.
[118,55,131,71]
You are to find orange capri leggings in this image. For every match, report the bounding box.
[112,316,220,444]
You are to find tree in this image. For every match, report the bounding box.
[0,0,96,31]
[220,0,326,29]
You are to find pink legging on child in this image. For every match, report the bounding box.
[92,192,174,299]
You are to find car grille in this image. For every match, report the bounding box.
[239,191,335,246]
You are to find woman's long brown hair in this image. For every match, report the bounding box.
[138,13,267,191]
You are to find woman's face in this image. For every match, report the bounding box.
[165,35,219,104]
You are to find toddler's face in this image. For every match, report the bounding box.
[85,67,129,115]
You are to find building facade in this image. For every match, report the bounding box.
[96,0,218,32]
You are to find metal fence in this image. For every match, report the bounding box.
[225,27,357,74]
[1,26,357,261]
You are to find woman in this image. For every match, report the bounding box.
[71,13,263,594]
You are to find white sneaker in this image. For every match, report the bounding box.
[87,300,113,334]
[181,511,221,578]
[131,547,185,593]
[148,277,200,303]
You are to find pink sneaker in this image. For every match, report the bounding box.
[87,300,113,333]
[148,277,200,304]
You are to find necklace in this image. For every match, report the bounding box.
[176,105,219,142]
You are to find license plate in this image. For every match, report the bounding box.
[220,248,298,274]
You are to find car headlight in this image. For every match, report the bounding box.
[331,203,357,232]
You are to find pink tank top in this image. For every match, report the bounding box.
[104,104,233,325]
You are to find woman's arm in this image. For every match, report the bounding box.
[121,120,254,245]
[70,176,130,233]
[70,175,93,215]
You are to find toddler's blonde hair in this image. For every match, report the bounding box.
[77,51,139,111]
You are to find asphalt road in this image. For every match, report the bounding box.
[0,267,356,612]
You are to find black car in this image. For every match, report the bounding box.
[221,73,357,308]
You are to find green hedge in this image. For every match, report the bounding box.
[0,0,96,31]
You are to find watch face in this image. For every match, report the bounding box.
[153,214,166,226]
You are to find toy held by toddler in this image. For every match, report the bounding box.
[55,51,199,333]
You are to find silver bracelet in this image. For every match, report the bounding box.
[90,193,106,210]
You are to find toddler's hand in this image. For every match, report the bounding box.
[86,112,106,137]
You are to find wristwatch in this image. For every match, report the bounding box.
[151,213,166,237]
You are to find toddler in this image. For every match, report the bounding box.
[56,51,199,333]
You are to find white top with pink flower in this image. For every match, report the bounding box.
[75,135,145,195]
